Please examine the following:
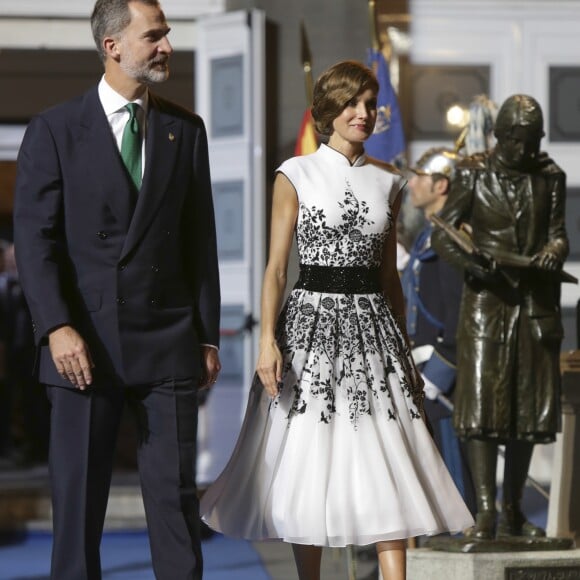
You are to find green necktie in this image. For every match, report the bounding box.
[120,103,142,190]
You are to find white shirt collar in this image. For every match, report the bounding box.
[98,75,149,116]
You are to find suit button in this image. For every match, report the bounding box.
[150,298,158,307]
[96,231,108,240]
[118,263,126,271]
[151,265,159,273]
[117,297,126,305]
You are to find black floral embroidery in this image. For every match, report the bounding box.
[273,178,423,428]
[321,297,335,309]
[297,182,386,267]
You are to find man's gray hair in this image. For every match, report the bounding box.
[91,0,160,62]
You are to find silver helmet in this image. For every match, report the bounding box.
[410,147,462,181]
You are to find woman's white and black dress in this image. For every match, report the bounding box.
[201,144,474,547]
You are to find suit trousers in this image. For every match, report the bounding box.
[46,378,201,580]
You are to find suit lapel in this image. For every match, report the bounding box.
[120,95,181,261]
[80,87,135,231]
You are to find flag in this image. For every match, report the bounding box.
[365,48,406,164]
[294,108,318,156]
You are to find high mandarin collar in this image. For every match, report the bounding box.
[318,143,367,167]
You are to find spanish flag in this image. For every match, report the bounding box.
[294,108,318,156]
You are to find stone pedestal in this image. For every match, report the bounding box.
[547,351,580,541]
[407,547,580,580]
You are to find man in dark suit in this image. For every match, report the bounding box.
[13,1,221,578]
[402,148,476,515]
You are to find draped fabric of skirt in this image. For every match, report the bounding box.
[201,289,474,547]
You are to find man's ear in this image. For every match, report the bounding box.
[433,177,450,197]
[103,36,121,61]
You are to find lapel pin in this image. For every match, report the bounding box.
[168,132,175,142]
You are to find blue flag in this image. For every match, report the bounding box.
[365,49,406,164]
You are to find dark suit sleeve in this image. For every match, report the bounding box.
[421,258,462,394]
[13,115,72,345]
[436,258,462,365]
[182,118,221,348]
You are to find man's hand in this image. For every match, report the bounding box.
[421,373,442,401]
[48,325,94,390]
[199,346,221,390]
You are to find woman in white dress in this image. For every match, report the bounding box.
[201,60,474,580]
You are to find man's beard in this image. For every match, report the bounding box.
[121,56,169,85]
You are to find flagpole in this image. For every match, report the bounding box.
[368,0,380,52]
[300,20,314,106]
[294,21,318,156]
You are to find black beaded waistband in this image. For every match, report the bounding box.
[294,264,381,294]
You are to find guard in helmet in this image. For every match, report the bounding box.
[402,147,477,515]
[432,95,568,540]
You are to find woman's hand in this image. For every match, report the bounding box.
[256,340,283,398]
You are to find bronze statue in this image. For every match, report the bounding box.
[432,94,568,540]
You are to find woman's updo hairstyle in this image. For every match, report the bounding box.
[311,60,379,137]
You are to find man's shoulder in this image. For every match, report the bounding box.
[149,93,204,128]
[31,87,95,127]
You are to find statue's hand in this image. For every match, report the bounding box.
[531,250,561,272]
[466,253,498,283]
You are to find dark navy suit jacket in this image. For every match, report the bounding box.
[13,86,220,388]
[402,222,463,420]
